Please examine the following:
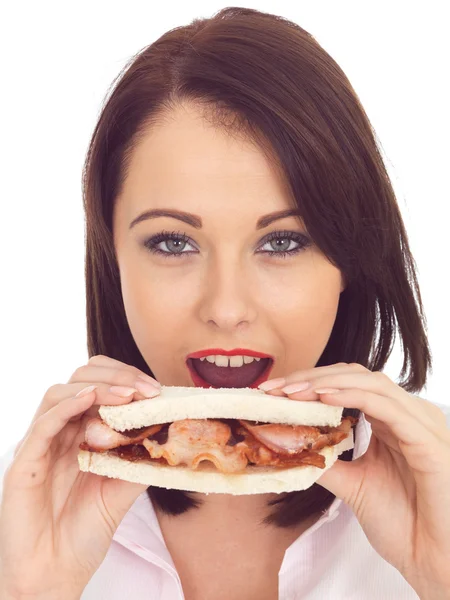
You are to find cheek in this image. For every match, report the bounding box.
[120,254,193,318]
[263,260,342,366]
[261,256,341,314]
[119,263,195,370]
[122,272,188,333]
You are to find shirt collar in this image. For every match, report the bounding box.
[113,487,179,578]
[114,411,372,570]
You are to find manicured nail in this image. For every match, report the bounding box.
[109,385,137,397]
[281,381,311,394]
[134,379,161,397]
[258,377,286,391]
[314,388,341,394]
[76,385,97,398]
[138,373,162,388]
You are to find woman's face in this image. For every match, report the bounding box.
[113,103,344,387]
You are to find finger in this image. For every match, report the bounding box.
[36,365,161,418]
[316,438,413,508]
[261,388,287,397]
[11,387,99,477]
[18,385,101,449]
[281,362,361,385]
[283,371,442,433]
[86,355,160,387]
[69,364,160,393]
[364,415,403,454]
[318,389,450,509]
[315,452,362,504]
[21,377,161,457]
[264,387,321,402]
[27,382,134,432]
[100,477,149,532]
[260,363,361,392]
[260,363,362,400]
[69,364,161,405]
[67,379,161,427]
[317,388,448,458]
[68,402,101,424]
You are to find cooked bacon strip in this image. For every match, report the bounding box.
[269,451,326,469]
[143,419,249,473]
[238,416,356,455]
[84,417,163,451]
[142,419,329,473]
[234,426,326,468]
[82,415,357,473]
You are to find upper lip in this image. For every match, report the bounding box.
[187,348,274,360]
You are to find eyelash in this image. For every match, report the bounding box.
[143,229,312,259]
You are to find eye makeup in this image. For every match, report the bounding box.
[142,229,312,260]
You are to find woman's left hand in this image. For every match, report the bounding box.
[259,363,450,597]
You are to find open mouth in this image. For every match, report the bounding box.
[186,357,274,389]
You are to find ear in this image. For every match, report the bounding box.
[340,273,347,293]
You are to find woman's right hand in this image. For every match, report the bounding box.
[0,355,161,599]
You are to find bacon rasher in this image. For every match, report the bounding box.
[83,416,357,474]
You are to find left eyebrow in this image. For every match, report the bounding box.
[129,207,303,230]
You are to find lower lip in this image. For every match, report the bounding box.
[186,358,274,389]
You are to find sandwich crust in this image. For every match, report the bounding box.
[98,386,344,431]
[78,385,355,494]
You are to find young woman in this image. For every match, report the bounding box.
[1,7,449,600]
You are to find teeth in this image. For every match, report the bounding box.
[229,356,244,367]
[198,355,262,367]
[215,355,230,367]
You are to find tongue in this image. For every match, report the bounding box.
[192,358,269,388]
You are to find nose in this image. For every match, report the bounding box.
[197,258,257,330]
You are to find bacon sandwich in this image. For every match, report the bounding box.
[78,386,357,495]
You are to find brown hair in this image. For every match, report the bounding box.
[82,7,432,528]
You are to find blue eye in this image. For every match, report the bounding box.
[143,230,195,257]
[259,230,312,257]
[143,229,312,259]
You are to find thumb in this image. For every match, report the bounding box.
[102,477,149,528]
[316,458,362,507]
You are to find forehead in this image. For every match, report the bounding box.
[119,105,292,208]
[111,108,301,247]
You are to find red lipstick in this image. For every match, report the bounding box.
[187,348,273,359]
[185,349,275,388]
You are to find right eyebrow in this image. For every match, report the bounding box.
[129,207,303,230]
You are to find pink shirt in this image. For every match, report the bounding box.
[2,401,449,599]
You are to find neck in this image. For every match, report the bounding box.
[154,490,322,542]
[154,491,282,531]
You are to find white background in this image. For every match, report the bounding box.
[1,0,449,456]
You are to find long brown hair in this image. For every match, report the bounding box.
[82,7,432,528]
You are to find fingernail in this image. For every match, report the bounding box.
[314,388,340,394]
[281,381,311,394]
[76,385,97,398]
[109,385,138,397]
[258,377,286,391]
[138,373,162,388]
[134,379,161,397]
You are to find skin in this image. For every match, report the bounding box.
[112,101,346,596]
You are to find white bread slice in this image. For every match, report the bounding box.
[78,428,353,495]
[98,385,344,432]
